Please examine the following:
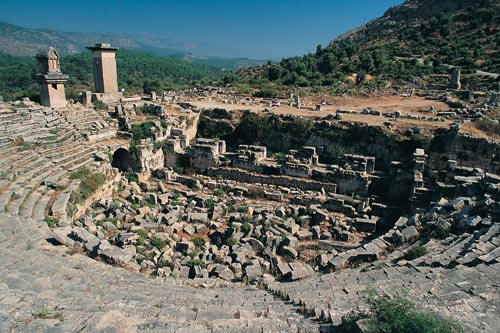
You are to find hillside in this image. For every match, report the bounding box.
[0,21,264,71]
[239,0,500,89]
[0,50,223,101]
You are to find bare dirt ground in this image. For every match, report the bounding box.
[189,95,453,133]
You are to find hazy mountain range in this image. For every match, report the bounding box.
[0,21,267,70]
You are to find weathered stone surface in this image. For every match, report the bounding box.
[401,226,419,243]
[214,265,234,281]
[98,240,134,265]
[287,262,315,281]
[71,227,100,253]
[244,260,262,282]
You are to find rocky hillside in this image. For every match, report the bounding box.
[240,0,500,88]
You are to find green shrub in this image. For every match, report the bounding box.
[186,258,206,268]
[241,222,251,234]
[32,306,49,319]
[192,237,205,248]
[151,237,166,249]
[130,121,155,141]
[44,215,59,229]
[237,205,248,213]
[224,237,238,247]
[93,100,107,110]
[358,290,463,333]
[214,188,224,196]
[204,198,215,209]
[137,229,148,245]
[404,245,428,260]
[124,172,139,183]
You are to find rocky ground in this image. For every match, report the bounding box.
[0,101,499,332]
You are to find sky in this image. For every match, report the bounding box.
[0,0,404,59]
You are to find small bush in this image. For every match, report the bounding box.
[134,229,147,246]
[404,245,428,260]
[130,121,155,141]
[241,222,251,234]
[93,100,107,110]
[357,290,463,333]
[237,205,248,213]
[124,172,139,183]
[44,215,59,229]
[204,198,215,209]
[475,119,500,136]
[32,306,49,319]
[69,172,106,205]
[192,237,205,248]
[224,237,238,247]
[186,258,206,268]
[151,237,166,249]
[214,188,224,196]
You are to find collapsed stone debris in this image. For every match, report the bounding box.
[0,43,499,332]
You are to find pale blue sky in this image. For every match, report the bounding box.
[0,0,404,59]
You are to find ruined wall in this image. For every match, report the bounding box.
[428,130,500,174]
[312,169,370,197]
[136,144,165,172]
[199,111,500,175]
[69,169,120,221]
[207,167,337,193]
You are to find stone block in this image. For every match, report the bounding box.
[401,226,419,243]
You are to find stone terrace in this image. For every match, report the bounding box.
[0,104,499,332]
[0,105,319,333]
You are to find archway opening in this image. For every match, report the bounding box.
[112,148,132,172]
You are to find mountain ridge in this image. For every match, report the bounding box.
[0,21,266,70]
[239,0,500,88]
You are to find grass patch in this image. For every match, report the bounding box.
[69,172,106,205]
[224,237,238,247]
[345,289,463,333]
[69,167,91,180]
[192,237,205,248]
[32,305,64,322]
[404,245,428,261]
[124,172,139,183]
[186,258,206,268]
[474,119,500,137]
[32,306,50,319]
[151,237,166,249]
[13,137,32,151]
[44,215,59,229]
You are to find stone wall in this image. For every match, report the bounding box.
[207,167,337,193]
[429,131,500,174]
[312,168,370,197]
[136,142,165,172]
[70,169,120,221]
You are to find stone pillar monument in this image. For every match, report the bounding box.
[448,68,461,90]
[86,43,122,103]
[294,95,301,109]
[32,47,69,108]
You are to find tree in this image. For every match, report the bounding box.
[356,70,367,85]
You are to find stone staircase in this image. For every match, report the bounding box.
[0,105,319,333]
[266,221,500,332]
